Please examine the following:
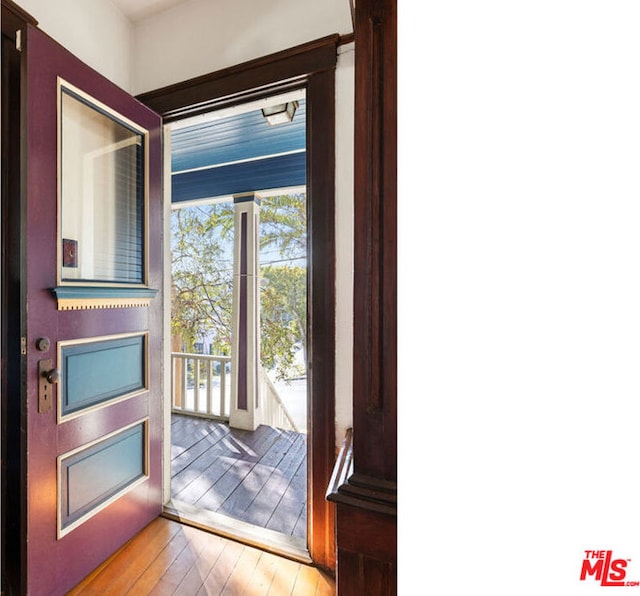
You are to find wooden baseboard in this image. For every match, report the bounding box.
[327,429,397,595]
[327,428,397,516]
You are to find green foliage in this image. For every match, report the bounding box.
[260,264,307,380]
[259,193,307,258]
[171,194,307,380]
[171,203,234,354]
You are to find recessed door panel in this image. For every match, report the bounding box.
[58,420,148,536]
[59,333,147,419]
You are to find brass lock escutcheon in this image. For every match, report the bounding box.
[38,359,60,414]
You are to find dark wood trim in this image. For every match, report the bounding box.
[330,0,397,592]
[306,67,337,571]
[138,37,338,572]
[335,504,396,593]
[352,0,397,483]
[137,34,340,122]
[1,3,33,592]
[0,31,19,596]
[1,0,37,38]
[339,32,355,46]
[330,431,397,594]
[327,429,396,516]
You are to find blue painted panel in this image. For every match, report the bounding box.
[61,335,145,416]
[171,100,306,173]
[60,423,146,530]
[171,152,306,204]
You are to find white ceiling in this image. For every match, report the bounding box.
[111,0,193,23]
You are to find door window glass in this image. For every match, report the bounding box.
[59,81,146,284]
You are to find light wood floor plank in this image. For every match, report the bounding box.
[199,538,245,595]
[70,517,335,596]
[68,517,177,595]
[100,520,182,595]
[266,553,301,595]
[149,525,209,595]
[127,525,191,594]
[219,543,262,595]
[244,551,280,594]
[174,527,227,594]
[316,570,337,596]
[292,563,320,595]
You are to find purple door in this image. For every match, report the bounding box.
[22,24,163,595]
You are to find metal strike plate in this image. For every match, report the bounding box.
[38,359,54,414]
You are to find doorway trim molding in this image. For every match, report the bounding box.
[138,34,339,570]
[2,2,38,591]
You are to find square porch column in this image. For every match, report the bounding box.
[229,193,261,430]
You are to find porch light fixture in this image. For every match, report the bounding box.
[261,101,298,126]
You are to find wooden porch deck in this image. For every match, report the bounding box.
[170,414,307,540]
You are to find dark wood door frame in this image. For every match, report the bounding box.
[327,0,397,593]
[138,34,341,571]
[1,3,38,592]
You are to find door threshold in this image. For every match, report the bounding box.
[163,499,312,564]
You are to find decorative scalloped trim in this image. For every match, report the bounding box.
[57,297,153,311]
[52,286,158,311]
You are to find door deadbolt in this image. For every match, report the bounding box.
[35,337,51,352]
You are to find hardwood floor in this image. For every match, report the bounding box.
[70,418,325,594]
[170,415,307,538]
[69,517,335,595]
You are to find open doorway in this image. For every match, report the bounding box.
[139,38,338,569]
[164,92,311,557]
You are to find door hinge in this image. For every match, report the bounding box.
[21,337,27,355]
[15,29,22,52]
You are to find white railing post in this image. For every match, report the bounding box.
[194,357,200,411]
[220,362,227,418]
[206,359,213,414]
[181,356,188,409]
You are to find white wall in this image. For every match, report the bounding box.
[131,0,353,94]
[14,0,134,91]
[334,43,355,445]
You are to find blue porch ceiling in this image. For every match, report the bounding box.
[171,99,306,203]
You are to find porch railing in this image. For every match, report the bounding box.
[171,352,299,432]
[171,352,231,421]
[259,368,299,432]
